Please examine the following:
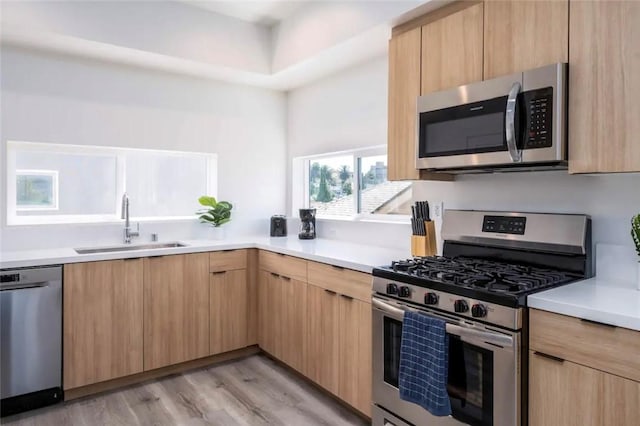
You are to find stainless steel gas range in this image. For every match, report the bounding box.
[371,210,592,426]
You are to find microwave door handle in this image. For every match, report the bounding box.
[446,323,514,348]
[505,82,522,163]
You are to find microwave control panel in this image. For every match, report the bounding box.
[523,87,553,149]
[482,215,527,235]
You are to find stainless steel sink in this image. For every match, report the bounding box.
[74,242,187,255]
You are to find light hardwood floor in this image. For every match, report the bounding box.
[3,355,369,426]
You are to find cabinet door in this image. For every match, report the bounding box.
[421,3,483,94]
[144,253,209,370]
[484,1,568,79]
[529,351,602,426]
[388,27,422,181]
[280,277,306,373]
[258,270,280,357]
[568,0,640,173]
[305,284,339,394]
[210,269,247,355]
[338,297,372,416]
[63,259,143,389]
[603,373,640,426]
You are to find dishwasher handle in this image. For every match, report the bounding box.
[1,282,50,291]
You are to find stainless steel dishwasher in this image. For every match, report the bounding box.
[1,266,63,416]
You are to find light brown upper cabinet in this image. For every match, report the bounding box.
[483,1,568,79]
[63,259,143,389]
[388,27,422,181]
[421,2,484,94]
[143,253,209,371]
[568,0,640,173]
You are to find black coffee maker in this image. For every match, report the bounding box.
[298,208,316,240]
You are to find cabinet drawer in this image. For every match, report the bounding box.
[210,250,247,272]
[307,261,371,303]
[258,250,307,282]
[530,309,640,382]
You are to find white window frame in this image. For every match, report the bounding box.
[292,145,411,223]
[6,141,217,226]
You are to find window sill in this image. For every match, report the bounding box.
[315,215,411,226]
[6,216,199,227]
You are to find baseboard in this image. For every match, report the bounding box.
[64,345,260,401]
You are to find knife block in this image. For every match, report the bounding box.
[411,221,437,257]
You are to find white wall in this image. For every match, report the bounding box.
[0,47,287,251]
[287,55,412,251]
[286,56,640,262]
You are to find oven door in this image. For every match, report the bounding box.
[372,296,520,426]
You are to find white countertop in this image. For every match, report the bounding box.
[0,236,410,274]
[528,277,640,331]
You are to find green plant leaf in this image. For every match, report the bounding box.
[198,195,217,207]
[196,195,233,227]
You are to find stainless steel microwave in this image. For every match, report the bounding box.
[416,63,567,173]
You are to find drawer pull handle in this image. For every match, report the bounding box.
[534,351,565,363]
[580,318,617,328]
[281,276,291,281]
[331,265,345,271]
[276,253,285,257]
[211,271,227,275]
[324,289,337,295]
[340,294,354,301]
[270,272,280,278]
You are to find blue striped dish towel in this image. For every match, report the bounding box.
[398,311,452,417]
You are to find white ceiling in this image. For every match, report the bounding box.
[178,0,307,25]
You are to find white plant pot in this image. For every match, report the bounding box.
[207,226,226,240]
[637,262,640,291]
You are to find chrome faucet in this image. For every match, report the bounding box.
[121,192,140,244]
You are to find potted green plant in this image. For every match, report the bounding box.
[633,214,640,290]
[196,196,233,240]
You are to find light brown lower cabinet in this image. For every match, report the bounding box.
[305,282,372,417]
[529,351,601,426]
[529,351,640,426]
[280,276,307,372]
[258,269,306,372]
[63,259,144,389]
[210,269,247,355]
[305,284,340,394]
[143,253,209,371]
[338,295,372,416]
[258,270,281,357]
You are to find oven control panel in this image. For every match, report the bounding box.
[482,215,526,235]
[372,276,522,330]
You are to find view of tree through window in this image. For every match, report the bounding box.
[308,154,411,217]
[309,155,354,216]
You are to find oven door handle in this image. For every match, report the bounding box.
[445,323,513,347]
[372,298,407,318]
[372,298,514,348]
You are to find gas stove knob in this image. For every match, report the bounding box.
[454,299,469,313]
[399,286,412,298]
[386,283,398,295]
[424,292,439,305]
[471,304,487,318]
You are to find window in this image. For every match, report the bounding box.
[296,146,412,220]
[6,141,217,225]
[16,170,59,211]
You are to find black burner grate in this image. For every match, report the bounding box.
[388,256,578,296]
